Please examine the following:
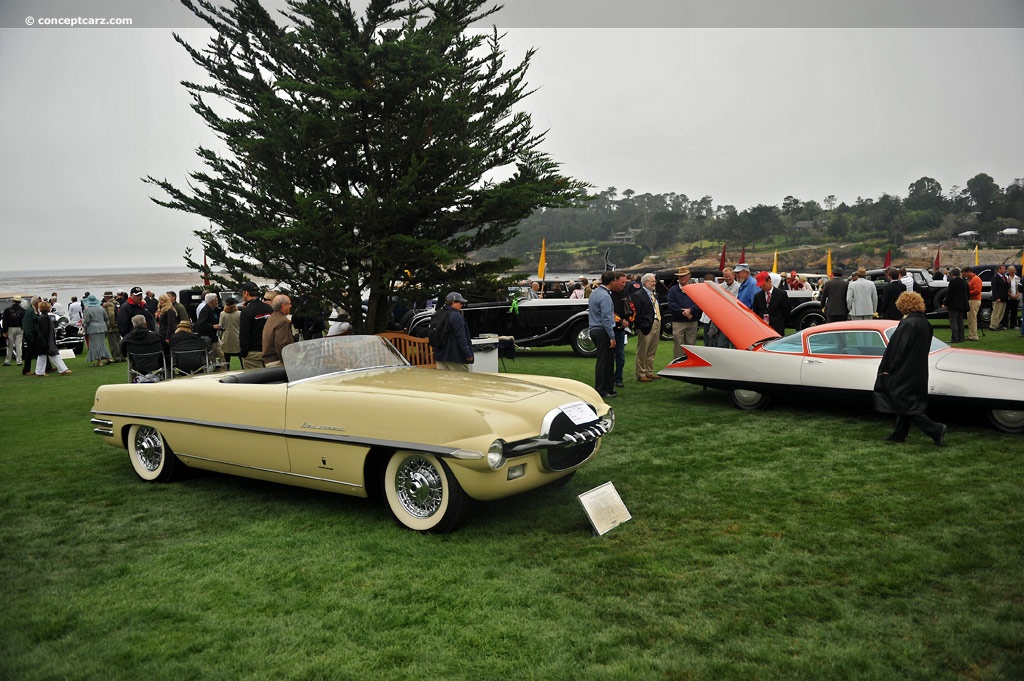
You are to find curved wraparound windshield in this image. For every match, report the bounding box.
[763,334,804,354]
[282,336,409,381]
[883,326,950,353]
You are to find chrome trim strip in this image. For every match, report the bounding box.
[89,410,462,457]
[93,428,114,437]
[91,418,113,427]
[179,453,364,490]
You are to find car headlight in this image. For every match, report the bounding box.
[486,439,506,470]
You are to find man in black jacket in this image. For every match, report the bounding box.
[631,273,661,383]
[752,271,791,336]
[116,287,155,336]
[238,282,273,369]
[944,267,969,343]
[990,265,1009,330]
[879,268,905,321]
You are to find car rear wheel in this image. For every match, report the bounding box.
[988,408,1024,434]
[127,424,184,482]
[384,451,467,533]
[729,388,770,410]
[660,319,673,342]
[569,321,597,358]
[979,306,992,329]
[796,309,826,329]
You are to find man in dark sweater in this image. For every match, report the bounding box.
[238,282,273,369]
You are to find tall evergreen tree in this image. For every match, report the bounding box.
[146,0,586,332]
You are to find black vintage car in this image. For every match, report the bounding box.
[406,290,596,357]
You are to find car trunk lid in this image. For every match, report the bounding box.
[683,281,781,350]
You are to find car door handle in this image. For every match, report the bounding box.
[803,359,825,365]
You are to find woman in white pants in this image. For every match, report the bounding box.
[33,300,72,376]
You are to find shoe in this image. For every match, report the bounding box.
[3,362,9,366]
[601,391,618,398]
[637,376,653,383]
[614,380,624,388]
[59,370,73,376]
[883,434,905,443]
[648,374,661,380]
[933,424,947,447]
[966,338,979,342]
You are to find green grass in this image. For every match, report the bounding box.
[1,331,1022,680]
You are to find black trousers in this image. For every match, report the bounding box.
[948,310,965,342]
[891,413,944,441]
[590,327,614,396]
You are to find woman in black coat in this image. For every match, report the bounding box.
[873,291,946,446]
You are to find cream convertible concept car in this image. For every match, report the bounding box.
[92,336,614,532]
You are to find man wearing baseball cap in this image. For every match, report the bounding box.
[431,292,474,371]
[239,282,274,369]
[752,271,791,335]
[116,286,155,336]
[733,264,757,309]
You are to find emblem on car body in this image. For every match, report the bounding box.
[301,421,346,432]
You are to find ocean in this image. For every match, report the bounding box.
[0,267,239,310]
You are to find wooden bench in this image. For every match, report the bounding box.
[376,332,435,368]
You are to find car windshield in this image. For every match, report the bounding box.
[282,335,409,381]
[883,326,950,353]
[762,333,804,354]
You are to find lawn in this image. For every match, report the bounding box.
[1,328,1021,680]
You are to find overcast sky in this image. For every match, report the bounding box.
[1,2,1022,272]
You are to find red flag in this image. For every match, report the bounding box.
[883,249,891,268]
[718,243,727,271]
[934,247,941,270]
[740,246,746,264]
[203,252,210,286]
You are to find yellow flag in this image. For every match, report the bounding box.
[537,239,547,280]
[772,249,778,274]
[975,243,979,266]
[826,250,832,278]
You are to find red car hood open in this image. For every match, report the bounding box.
[684,281,781,350]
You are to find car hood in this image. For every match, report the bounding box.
[298,366,565,404]
[683,281,781,350]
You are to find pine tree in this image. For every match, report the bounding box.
[146,0,586,331]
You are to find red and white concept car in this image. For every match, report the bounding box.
[659,282,1024,433]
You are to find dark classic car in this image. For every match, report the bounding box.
[407,293,597,357]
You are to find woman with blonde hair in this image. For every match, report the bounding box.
[155,294,178,343]
[873,291,946,446]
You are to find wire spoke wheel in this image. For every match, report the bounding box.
[384,452,467,532]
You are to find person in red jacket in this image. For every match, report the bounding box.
[965,269,983,341]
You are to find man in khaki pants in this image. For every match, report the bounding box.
[633,273,661,382]
[965,269,982,341]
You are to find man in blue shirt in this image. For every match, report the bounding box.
[588,271,625,398]
[734,263,757,310]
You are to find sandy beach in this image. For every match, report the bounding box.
[0,268,269,310]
